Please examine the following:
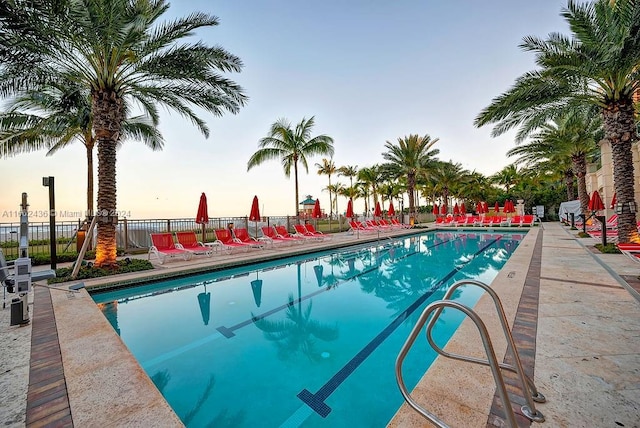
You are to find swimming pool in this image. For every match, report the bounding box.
[92,230,524,427]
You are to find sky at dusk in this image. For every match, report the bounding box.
[0,0,569,223]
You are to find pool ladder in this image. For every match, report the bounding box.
[395,279,546,427]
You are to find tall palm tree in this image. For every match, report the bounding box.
[316,158,337,218]
[475,0,640,243]
[357,165,382,208]
[0,82,164,216]
[381,134,440,219]
[338,165,359,197]
[430,161,467,209]
[1,0,248,266]
[248,116,334,218]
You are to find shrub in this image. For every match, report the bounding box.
[594,243,620,254]
[49,258,154,284]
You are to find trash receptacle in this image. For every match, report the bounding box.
[10,294,28,326]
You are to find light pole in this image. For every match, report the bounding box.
[42,176,56,270]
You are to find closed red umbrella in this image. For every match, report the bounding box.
[453,203,460,215]
[483,201,489,213]
[388,204,395,217]
[588,191,604,212]
[476,201,483,214]
[460,203,466,215]
[312,199,322,218]
[195,192,209,241]
[433,203,439,216]
[494,201,500,213]
[440,204,447,215]
[346,199,354,218]
[610,193,617,209]
[249,195,261,238]
[374,201,382,218]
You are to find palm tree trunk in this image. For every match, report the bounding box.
[564,169,575,202]
[93,90,124,266]
[603,101,638,243]
[85,138,94,217]
[571,155,588,214]
[407,172,416,217]
[294,160,300,220]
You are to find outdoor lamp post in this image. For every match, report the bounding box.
[42,176,56,270]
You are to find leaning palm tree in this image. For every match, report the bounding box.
[381,134,440,219]
[316,158,337,218]
[248,117,334,217]
[0,81,164,217]
[358,165,382,207]
[1,0,248,266]
[475,0,640,243]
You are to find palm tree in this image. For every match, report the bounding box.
[316,158,337,218]
[357,165,382,209]
[507,108,601,213]
[430,161,467,210]
[475,0,640,243]
[381,134,440,219]
[0,82,164,216]
[338,165,359,196]
[248,117,334,218]
[1,0,248,266]
[491,165,519,195]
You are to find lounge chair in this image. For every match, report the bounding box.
[175,231,214,257]
[350,221,378,233]
[275,225,307,242]
[390,218,412,229]
[617,243,640,263]
[521,215,536,227]
[261,226,297,246]
[234,228,267,249]
[214,229,250,252]
[293,224,323,240]
[149,233,192,264]
[305,223,332,239]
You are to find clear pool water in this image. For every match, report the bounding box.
[92,230,524,427]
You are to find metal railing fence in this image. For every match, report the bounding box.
[0,213,432,260]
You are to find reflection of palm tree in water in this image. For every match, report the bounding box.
[252,263,339,361]
[151,370,245,427]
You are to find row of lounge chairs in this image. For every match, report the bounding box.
[435,215,536,227]
[149,224,332,264]
[348,218,412,233]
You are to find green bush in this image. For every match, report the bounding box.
[595,243,621,254]
[49,258,154,284]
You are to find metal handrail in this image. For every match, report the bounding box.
[425,280,545,421]
[395,300,519,427]
[395,279,546,427]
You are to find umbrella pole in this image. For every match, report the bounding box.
[202,223,206,243]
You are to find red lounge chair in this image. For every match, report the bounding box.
[617,243,640,263]
[149,233,192,264]
[234,228,267,249]
[391,218,412,229]
[261,226,297,246]
[275,225,307,242]
[521,215,536,226]
[214,229,250,252]
[305,223,331,239]
[293,224,323,240]
[175,231,213,257]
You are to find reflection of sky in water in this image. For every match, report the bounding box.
[92,231,524,428]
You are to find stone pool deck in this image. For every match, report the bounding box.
[1,222,639,427]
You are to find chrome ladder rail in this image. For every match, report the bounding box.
[395,279,545,427]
